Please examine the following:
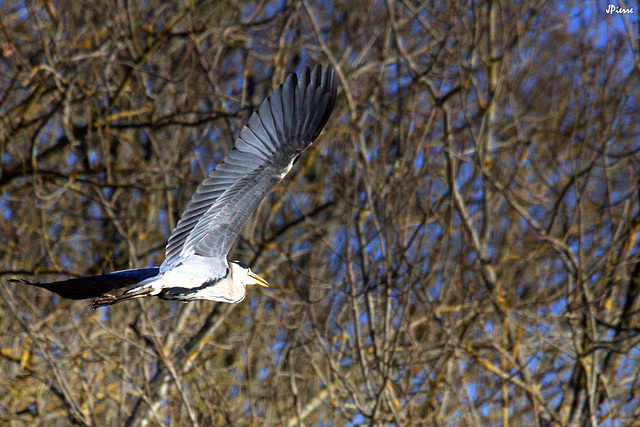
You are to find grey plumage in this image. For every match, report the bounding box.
[163,64,336,272]
[11,64,338,308]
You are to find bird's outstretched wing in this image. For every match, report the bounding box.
[161,64,338,271]
[9,268,160,300]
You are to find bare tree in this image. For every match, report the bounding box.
[1,0,639,425]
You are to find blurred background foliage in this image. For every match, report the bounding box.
[1,0,639,425]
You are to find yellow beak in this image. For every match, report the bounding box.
[248,271,269,287]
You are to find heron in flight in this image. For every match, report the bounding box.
[11,64,338,309]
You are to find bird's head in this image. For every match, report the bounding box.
[229,261,269,289]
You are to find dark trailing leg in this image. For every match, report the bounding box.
[90,286,153,309]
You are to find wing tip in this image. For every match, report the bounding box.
[298,63,338,143]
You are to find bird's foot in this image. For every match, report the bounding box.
[91,294,119,310]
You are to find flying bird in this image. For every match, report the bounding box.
[11,64,338,309]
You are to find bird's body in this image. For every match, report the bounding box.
[88,258,265,307]
[12,64,338,308]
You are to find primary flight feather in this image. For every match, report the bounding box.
[12,64,338,308]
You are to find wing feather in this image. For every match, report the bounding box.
[10,268,160,300]
[161,64,337,271]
